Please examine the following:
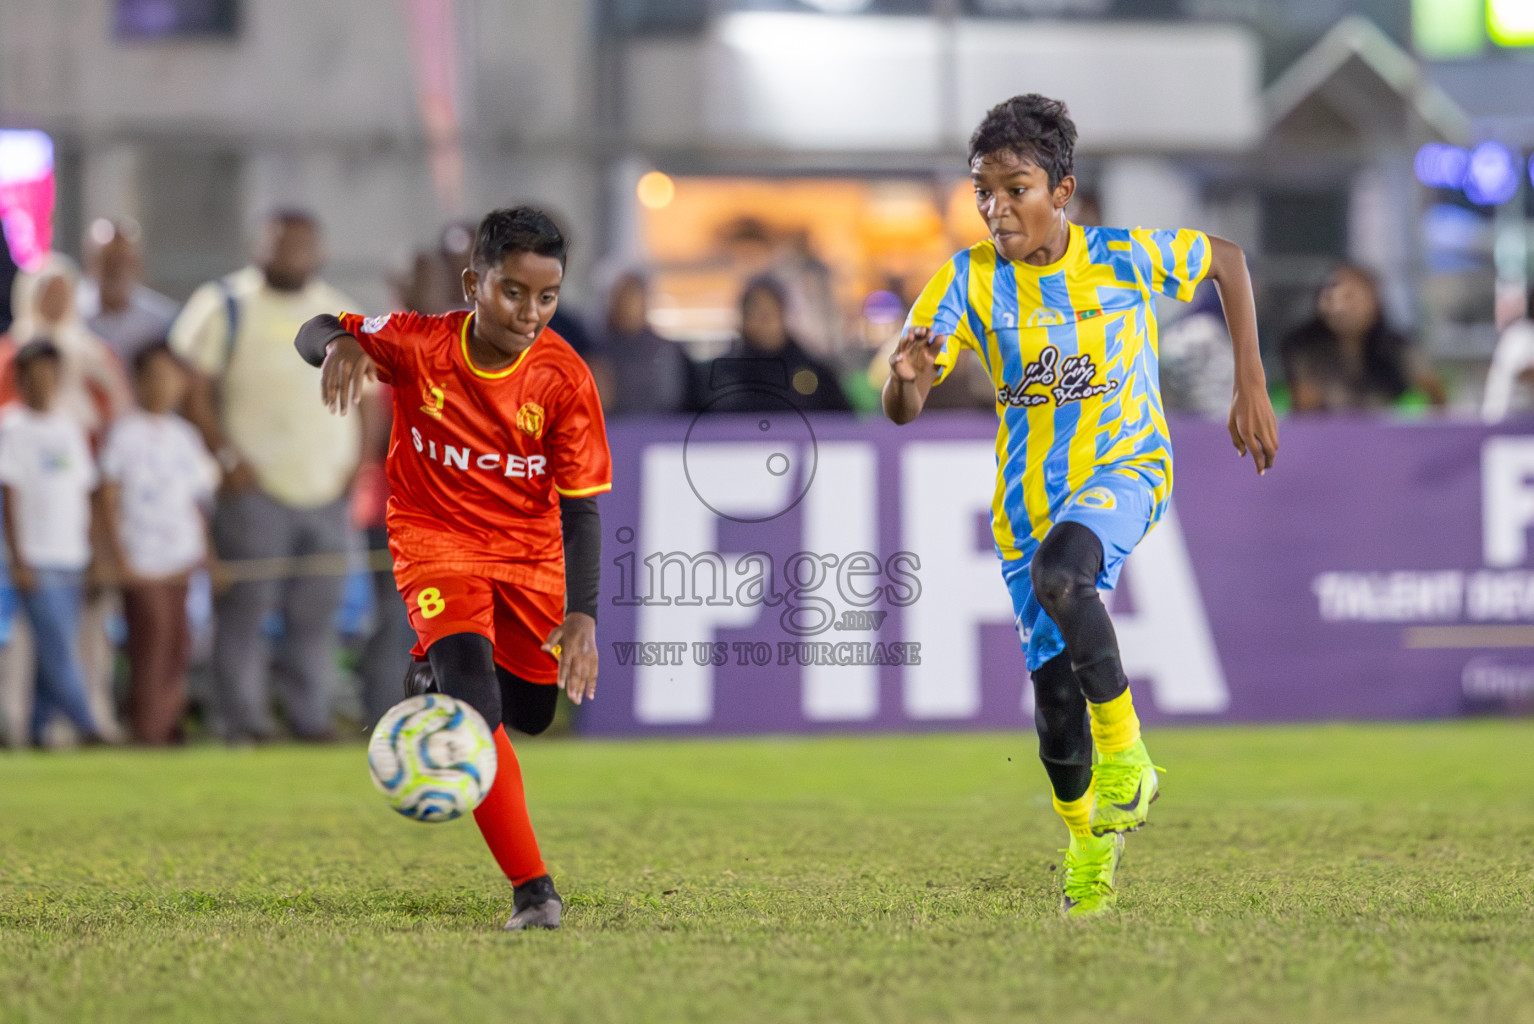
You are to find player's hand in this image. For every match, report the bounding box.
[888,326,945,383]
[1228,378,1279,476]
[544,612,597,705]
[320,335,376,416]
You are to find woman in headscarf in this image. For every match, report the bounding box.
[1,253,132,438]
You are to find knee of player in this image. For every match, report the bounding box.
[1029,560,1088,612]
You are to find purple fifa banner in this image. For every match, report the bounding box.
[579,413,1534,736]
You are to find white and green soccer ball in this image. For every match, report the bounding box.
[367,694,498,822]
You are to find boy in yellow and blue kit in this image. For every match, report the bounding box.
[883,94,1279,917]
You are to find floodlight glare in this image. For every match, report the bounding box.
[1414,143,1469,189]
[800,0,874,11]
[1488,0,1534,46]
[1462,141,1519,205]
[0,129,53,184]
[636,171,676,210]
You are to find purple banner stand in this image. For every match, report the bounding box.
[579,414,1534,736]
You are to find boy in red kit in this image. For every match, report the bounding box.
[294,207,609,931]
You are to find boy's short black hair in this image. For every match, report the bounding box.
[132,339,184,378]
[967,94,1077,190]
[472,207,568,270]
[14,339,61,371]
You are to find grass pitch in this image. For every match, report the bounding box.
[2,721,1532,1024]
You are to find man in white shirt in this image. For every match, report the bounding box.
[170,210,364,742]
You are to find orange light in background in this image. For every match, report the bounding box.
[945,179,991,248]
[636,171,676,210]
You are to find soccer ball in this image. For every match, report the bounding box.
[367,694,498,822]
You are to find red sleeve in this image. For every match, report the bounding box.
[337,311,433,386]
[546,365,613,499]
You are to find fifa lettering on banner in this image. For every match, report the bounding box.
[1482,437,1534,567]
[626,439,1228,727]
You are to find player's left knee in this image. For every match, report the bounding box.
[1030,523,1102,615]
[1030,559,1093,615]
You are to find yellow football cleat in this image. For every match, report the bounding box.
[1089,738,1161,835]
[1061,831,1124,918]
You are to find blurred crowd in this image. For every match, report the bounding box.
[0,206,1530,751]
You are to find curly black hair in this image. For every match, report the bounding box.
[472,206,567,269]
[967,94,1077,189]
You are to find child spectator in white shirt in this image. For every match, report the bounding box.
[0,340,106,747]
[99,343,218,745]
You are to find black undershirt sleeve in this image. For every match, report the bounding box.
[559,496,601,620]
[295,313,352,367]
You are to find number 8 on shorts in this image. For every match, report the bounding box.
[417,587,446,619]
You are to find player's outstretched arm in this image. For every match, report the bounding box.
[296,314,375,416]
[882,326,945,425]
[1208,236,1279,476]
[545,495,602,704]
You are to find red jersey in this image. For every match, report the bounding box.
[338,310,611,594]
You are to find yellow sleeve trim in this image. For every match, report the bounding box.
[460,313,535,380]
[555,482,613,498]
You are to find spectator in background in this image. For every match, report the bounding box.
[98,344,217,745]
[592,272,694,416]
[705,276,851,413]
[1159,282,1236,416]
[1281,264,1445,413]
[76,218,180,363]
[0,341,105,747]
[2,255,131,743]
[391,221,473,315]
[2,254,131,436]
[1482,287,1534,422]
[170,209,363,743]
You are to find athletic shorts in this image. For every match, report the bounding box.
[999,469,1162,672]
[397,569,563,685]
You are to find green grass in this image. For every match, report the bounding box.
[2,722,1533,1024]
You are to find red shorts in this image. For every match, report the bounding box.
[398,570,562,685]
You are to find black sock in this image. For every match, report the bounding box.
[1031,653,1092,802]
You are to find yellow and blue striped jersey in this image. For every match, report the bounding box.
[907,221,1212,561]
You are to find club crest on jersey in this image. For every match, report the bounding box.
[516,402,546,440]
[359,314,392,334]
[1072,487,1117,510]
[420,382,447,420]
[1027,307,1065,327]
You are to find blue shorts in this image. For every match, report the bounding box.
[999,471,1162,672]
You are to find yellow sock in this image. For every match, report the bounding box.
[1088,688,1140,755]
[1053,790,1093,839]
